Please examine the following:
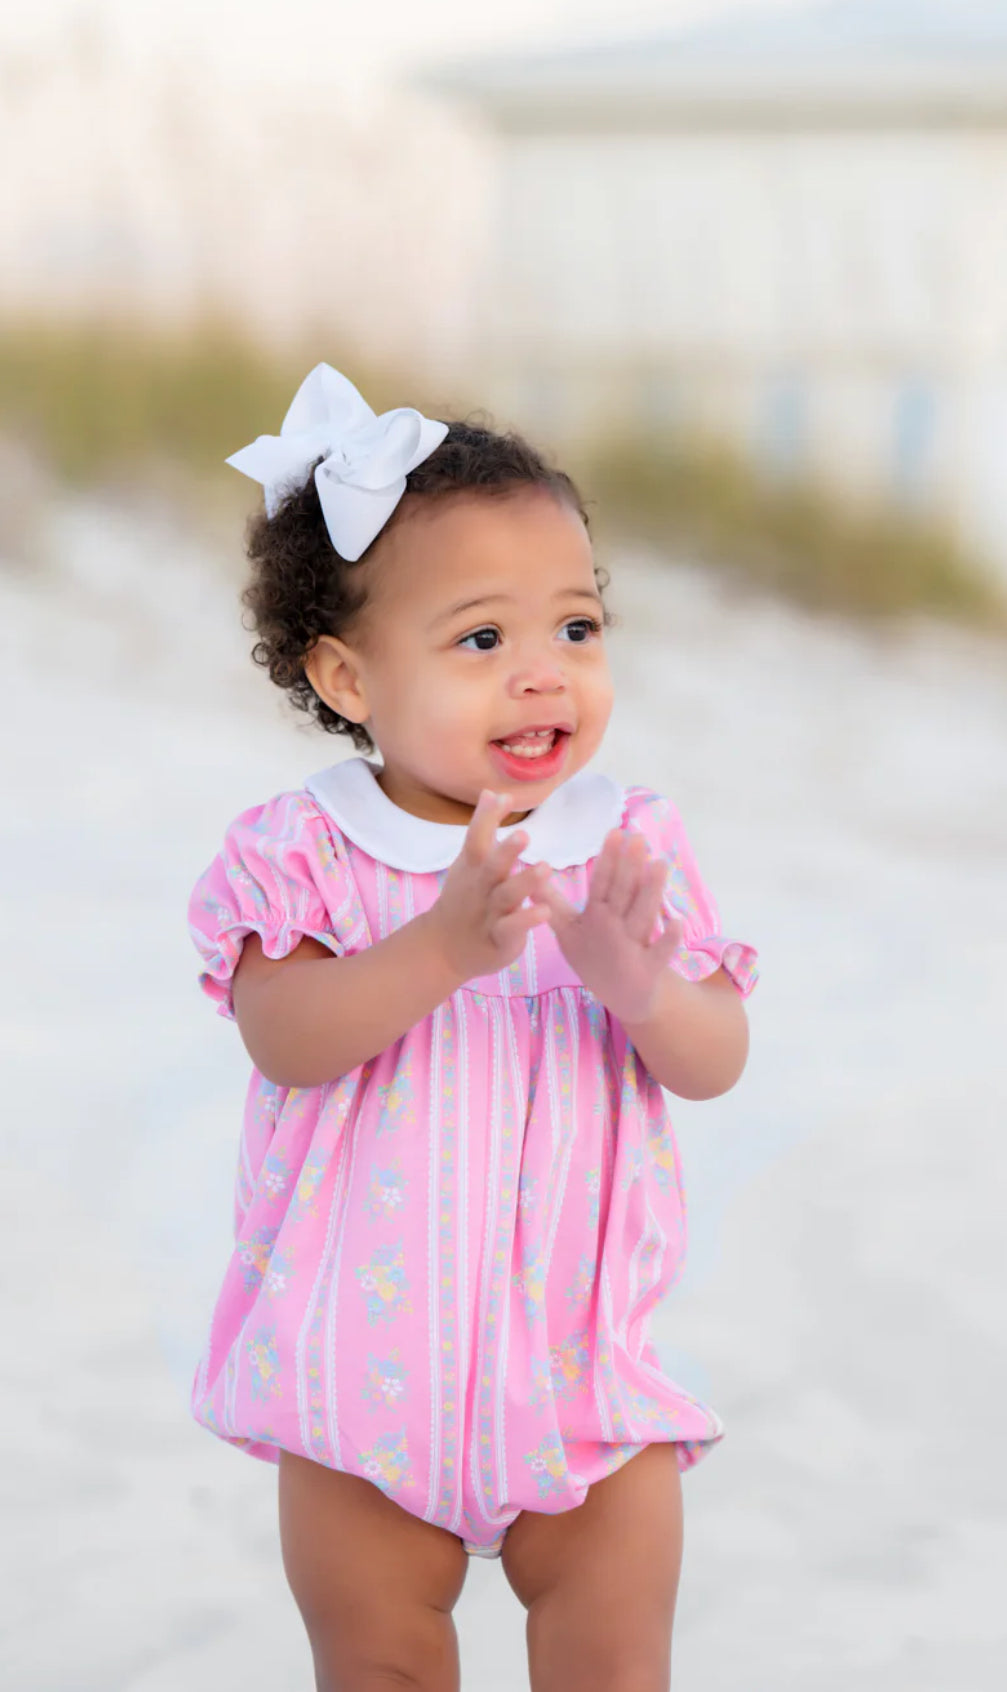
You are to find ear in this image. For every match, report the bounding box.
[304,633,370,725]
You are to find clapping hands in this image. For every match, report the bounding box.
[426,789,554,981]
[535,826,683,1024]
[430,794,683,1020]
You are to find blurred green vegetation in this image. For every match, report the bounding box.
[578,429,1005,625]
[2,320,1003,625]
[0,319,410,491]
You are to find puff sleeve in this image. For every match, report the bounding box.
[623,786,759,998]
[187,791,369,1020]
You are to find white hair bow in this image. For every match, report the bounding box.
[225,363,449,561]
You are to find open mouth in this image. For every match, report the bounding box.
[491,728,565,760]
[488,727,572,780]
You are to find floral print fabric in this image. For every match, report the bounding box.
[187,781,758,1555]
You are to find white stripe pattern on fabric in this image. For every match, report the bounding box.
[470,994,504,1527]
[295,1125,346,1455]
[296,1157,335,1461]
[600,1258,634,1430]
[540,989,579,1295]
[493,994,526,1528]
[324,836,367,946]
[540,997,567,1225]
[324,1113,360,1468]
[591,1069,619,1443]
[626,1228,643,1343]
[623,1180,668,1357]
[544,999,562,1162]
[227,1303,256,1439]
[236,1085,260,1212]
[450,993,470,1534]
[425,1003,443,1520]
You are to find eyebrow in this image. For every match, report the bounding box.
[430,588,604,630]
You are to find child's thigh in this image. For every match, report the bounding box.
[278,1449,469,1691]
[500,1443,683,1692]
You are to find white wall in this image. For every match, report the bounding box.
[478,121,1007,574]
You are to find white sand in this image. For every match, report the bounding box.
[2,482,1005,1688]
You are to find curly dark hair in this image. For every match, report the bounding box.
[240,418,614,754]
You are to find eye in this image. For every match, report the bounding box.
[559,617,602,643]
[457,626,500,651]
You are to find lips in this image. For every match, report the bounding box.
[492,727,569,759]
[491,722,574,746]
[488,725,573,781]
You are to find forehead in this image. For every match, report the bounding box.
[370,487,595,612]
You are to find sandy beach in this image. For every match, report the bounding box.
[2,482,1005,1689]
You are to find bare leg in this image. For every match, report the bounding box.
[278,1450,469,1692]
[500,1443,684,1692]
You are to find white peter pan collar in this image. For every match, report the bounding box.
[304,755,625,873]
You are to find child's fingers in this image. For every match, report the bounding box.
[490,861,548,916]
[487,826,530,884]
[623,858,668,944]
[533,873,578,927]
[651,918,683,968]
[586,828,621,906]
[465,789,513,865]
[605,831,648,919]
[491,899,551,951]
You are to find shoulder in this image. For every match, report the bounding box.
[215,787,351,863]
[188,784,364,939]
[221,787,334,842]
[620,784,684,835]
[196,787,357,895]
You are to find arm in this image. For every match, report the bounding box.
[536,823,754,1100]
[621,965,749,1099]
[231,789,555,1089]
[232,913,467,1089]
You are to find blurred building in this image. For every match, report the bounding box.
[0,15,489,383]
[425,0,1007,580]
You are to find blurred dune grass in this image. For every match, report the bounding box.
[2,319,1003,627]
[0,319,409,508]
[579,429,1005,627]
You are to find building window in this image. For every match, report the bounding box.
[759,375,809,479]
[892,377,939,507]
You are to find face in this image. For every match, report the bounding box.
[304,487,614,826]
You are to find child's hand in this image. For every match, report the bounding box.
[425,789,552,982]
[536,827,683,1023]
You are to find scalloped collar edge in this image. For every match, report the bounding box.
[303,755,626,872]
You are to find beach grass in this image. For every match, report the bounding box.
[2,318,1004,626]
[577,429,1005,626]
[0,318,411,488]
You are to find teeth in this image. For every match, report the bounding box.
[498,729,558,757]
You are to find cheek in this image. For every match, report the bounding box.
[581,654,615,714]
[426,660,490,704]
[404,669,485,737]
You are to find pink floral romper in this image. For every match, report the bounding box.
[187,756,758,1557]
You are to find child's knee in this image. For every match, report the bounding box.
[526,1585,672,1692]
[309,1601,461,1692]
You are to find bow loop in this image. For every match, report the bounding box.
[225,364,448,559]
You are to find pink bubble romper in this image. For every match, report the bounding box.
[187,756,758,1557]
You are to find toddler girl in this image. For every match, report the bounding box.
[188,364,758,1692]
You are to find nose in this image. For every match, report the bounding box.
[508,648,567,695]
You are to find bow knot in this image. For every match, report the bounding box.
[226,364,449,560]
